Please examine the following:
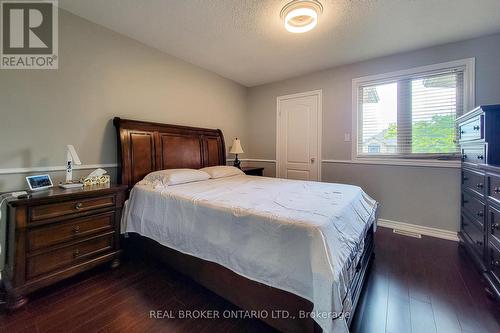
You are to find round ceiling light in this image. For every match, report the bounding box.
[280,0,323,33]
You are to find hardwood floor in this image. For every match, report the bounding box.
[1,227,499,333]
[351,227,500,333]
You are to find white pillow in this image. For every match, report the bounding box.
[142,168,210,186]
[200,166,244,179]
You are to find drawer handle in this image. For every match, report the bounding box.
[73,249,80,258]
[462,154,467,161]
[492,223,499,232]
[463,199,469,204]
[477,211,484,217]
[494,187,500,194]
[75,202,83,210]
[477,155,484,160]
[492,260,500,267]
[476,183,484,189]
[460,130,465,134]
[72,225,80,234]
[473,125,480,130]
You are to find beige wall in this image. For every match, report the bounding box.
[246,33,500,232]
[0,9,248,191]
[2,8,500,236]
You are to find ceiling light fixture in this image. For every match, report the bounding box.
[281,0,323,34]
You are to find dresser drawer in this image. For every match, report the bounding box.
[30,195,115,222]
[462,213,484,257]
[488,242,500,285]
[28,212,115,251]
[27,233,114,279]
[462,191,486,225]
[458,115,483,142]
[461,144,487,165]
[488,173,500,205]
[488,205,500,248]
[462,168,485,198]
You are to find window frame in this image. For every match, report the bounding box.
[351,58,475,168]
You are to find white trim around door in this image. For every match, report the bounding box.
[276,90,322,181]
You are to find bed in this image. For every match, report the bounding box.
[113,117,377,332]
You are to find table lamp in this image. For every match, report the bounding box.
[60,145,84,188]
[65,145,81,183]
[229,138,244,169]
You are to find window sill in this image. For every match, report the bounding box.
[346,157,461,168]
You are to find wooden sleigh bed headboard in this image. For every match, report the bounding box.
[113,117,321,333]
[113,117,226,188]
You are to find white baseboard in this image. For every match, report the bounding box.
[378,219,459,242]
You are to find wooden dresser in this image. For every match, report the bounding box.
[457,104,500,300]
[2,184,127,309]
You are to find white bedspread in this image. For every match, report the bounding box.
[122,175,377,332]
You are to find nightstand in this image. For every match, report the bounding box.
[241,167,264,176]
[2,184,127,309]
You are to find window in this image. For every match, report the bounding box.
[353,59,474,163]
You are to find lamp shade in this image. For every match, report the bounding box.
[229,138,244,154]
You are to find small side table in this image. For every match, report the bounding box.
[241,167,264,176]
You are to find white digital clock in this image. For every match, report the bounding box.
[26,174,54,191]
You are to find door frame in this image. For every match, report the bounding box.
[276,89,322,180]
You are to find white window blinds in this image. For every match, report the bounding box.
[357,68,466,159]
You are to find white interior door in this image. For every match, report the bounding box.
[277,90,321,181]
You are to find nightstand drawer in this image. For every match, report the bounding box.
[27,233,114,279]
[30,195,115,221]
[28,212,115,251]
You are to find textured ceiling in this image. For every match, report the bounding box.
[59,0,500,87]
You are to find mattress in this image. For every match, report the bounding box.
[121,175,377,332]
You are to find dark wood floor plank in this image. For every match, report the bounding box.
[62,274,170,333]
[35,268,149,332]
[349,259,389,333]
[410,298,437,333]
[6,264,144,331]
[1,226,499,333]
[417,234,463,333]
[385,231,412,333]
[406,236,432,304]
[386,293,411,333]
[426,239,485,333]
